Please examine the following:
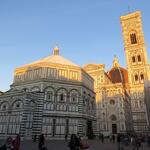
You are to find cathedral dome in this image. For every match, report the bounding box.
[107,56,128,84]
[107,67,128,84]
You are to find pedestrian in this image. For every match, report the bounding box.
[33,135,37,142]
[135,137,140,150]
[12,134,20,150]
[132,136,140,150]
[117,134,121,150]
[75,133,81,150]
[65,133,68,142]
[68,134,77,150]
[80,137,90,150]
[38,134,47,150]
[109,134,112,142]
[112,134,115,143]
[101,134,104,143]
[0,137,14,150]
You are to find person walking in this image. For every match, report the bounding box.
[68,134,77,150]
[38,134,47,150]
[33,135,37,142]
[0,137,14,150]
[112,134,115,143]
[12,134,20,150]
[101,134,104,143]
[117,134,121,150]
[132,136,140,150]
[65,133,68,142]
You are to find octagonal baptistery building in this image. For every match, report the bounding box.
[0,47,96,139]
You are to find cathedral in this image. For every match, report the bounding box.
[84,11,150,135]
[0,10,150,139]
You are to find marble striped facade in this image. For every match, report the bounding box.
[0,81,96,139]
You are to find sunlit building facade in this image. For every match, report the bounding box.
[0,47,96,139]
[84,11,150,135]
[0,11,150,140]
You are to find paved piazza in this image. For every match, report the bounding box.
[0,139,149,150]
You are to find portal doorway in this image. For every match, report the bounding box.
[86,120,94,139]
[112,124,117,134]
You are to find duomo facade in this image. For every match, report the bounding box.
[0,11,150,139]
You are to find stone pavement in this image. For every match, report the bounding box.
[0,139,149,150]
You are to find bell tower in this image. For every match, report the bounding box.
[120,11,149,85]
[120,11,149,132]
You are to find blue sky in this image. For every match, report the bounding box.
[0,0,150,91]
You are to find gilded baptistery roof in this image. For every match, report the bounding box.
[13,47,94,89]
[19,46,79,69]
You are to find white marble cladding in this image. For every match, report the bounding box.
[14,67,94,89]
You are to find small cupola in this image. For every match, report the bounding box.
[112,55,120,68]
[53,46,59,55]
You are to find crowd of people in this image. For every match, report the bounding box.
[98,133,150,150]
[0,135,20,150]
[1,133,150,150]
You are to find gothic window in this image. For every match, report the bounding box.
[139,101,142,107]
[135,75,138,81]
[135,101,138,108]
[110,99,115,105]
[91,101,94,109]
[132,56,136,63]
[130,33,137,44]
[140,74,144,80]
[138,55,141,62]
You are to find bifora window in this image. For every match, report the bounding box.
[138,55,141,62]
[60,94,64,101]
[135,75,138,81]
[47,92,53,101]
[140,74,144,80]
[130,33,137,44]
[132,56,136,63]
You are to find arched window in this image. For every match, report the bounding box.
[71,93,78,103]
[132,56,136,63]
[60,94,64,101]
[46,92,53,101]
[135,75,138,81]
[140,74,144,80]
[130,33,137,44]
[137,55,141,62]
[16,103,20,108]
[2,105,6,110]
